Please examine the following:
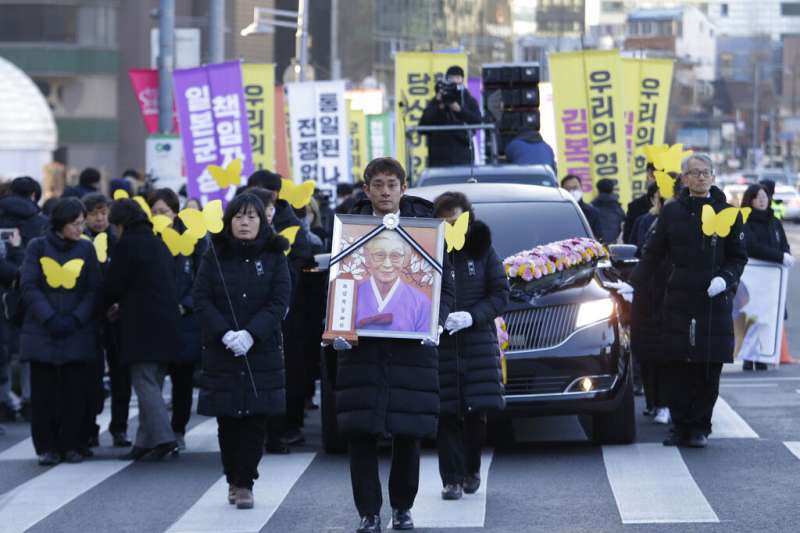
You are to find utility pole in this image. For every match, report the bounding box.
[208,0,225,64]
[158,0,175,134]
[752,61,760,167]
[295,0,309,81]
[331,0,341,79]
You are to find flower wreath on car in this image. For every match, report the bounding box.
[502,237,608,290]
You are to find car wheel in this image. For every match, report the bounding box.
[588,371,636,445]
[320,346,346,454]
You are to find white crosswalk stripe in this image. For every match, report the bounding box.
[783,441,800,460]
[165,453,316,533]
[710,397,759,439]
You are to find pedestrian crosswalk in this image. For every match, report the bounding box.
[0,394,797,532]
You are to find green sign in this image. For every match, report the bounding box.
[367,113,393,161]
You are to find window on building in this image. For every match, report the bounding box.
[782,2,800,16]
[642,21,652,35]
[0,4,78,42]
[602,1,624,12]
[721,3,729,16]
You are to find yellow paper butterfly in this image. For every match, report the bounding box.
[80,233,108,263]
[740,207,752,224]
[179,199,224,239]
[40,257,85,289]
[279,179,316,209]
[279,225,300,256]
[160,227,199,257]
[650,144,693,174]
[654,170,675,200]
[133,196,152,220]
[113,189,130,200]
[701,205,744,238]
[207,159,243,189]
[151,215,172,234]
[444,211,470,253]
[643,144,669,165]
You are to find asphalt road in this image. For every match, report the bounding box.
[3,225,800,533]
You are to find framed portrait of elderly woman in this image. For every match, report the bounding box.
[323,213,445,342]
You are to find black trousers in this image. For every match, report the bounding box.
[662,361,723,436]
[106,335,131,434]
[641,360,669,410]
[437,412,486,486]
[81,349,105,444]
[217,415,268,489]
[30,361,88,455]
[282,316,306,431]
[349,434,420,517]
[168,362,195,435]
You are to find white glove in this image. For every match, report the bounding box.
[222,330,237,350]
[783,253,795,268]
[333,336,352,351]
[605,281,634,303]
[707,276,727,298]
[229,330,254,357]
[445,311,473,335]
[422,326,444,347]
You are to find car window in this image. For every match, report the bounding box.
[473,202,590,259]
[420,174,556,188]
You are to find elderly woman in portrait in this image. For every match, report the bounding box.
[355,230,432,333]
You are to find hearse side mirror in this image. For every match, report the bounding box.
[608,244,638,267]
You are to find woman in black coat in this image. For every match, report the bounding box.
[432,192,509,500]
[105,199,182,461]
[193,193,291,509]
[20,198,101,465]
[148,188,206,449]
[740,184,793,370]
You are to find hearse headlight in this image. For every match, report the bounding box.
[575,298,614,329]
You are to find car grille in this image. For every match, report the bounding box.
[503,304,579,351]
[504,375,572,395]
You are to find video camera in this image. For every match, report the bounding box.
[436,80,463,105]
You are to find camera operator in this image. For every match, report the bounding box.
[419,66,481,167]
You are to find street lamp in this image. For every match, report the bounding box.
[240,2,310,82]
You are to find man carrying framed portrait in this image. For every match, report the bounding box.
[328,157,454,533]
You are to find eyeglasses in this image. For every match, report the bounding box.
[685,169,713,178]
[369,251,405,265]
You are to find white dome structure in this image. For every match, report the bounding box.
[0,56,57,181]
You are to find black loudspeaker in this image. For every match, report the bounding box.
[481,62,541,159]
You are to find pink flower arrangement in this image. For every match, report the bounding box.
[503,238,608,281]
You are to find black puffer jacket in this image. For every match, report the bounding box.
[438,220,508,416]
[193,229,291,418]
[335,195,455,438]
[0,194,47,265]
[743,207,789,264]
[591,192,625,244]
[631,187,748,363]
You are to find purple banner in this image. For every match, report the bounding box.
[174,61,253,205]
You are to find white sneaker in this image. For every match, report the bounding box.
[654,407,671,425]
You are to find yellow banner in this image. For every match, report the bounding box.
[394,51,468,180]
[348,103,367,182]
[242,63,276,172]
[622,58,674,199]
[550,50,631,204]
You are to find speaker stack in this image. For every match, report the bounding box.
[481,62,541,159]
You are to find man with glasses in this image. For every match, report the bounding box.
[631,153,747,448]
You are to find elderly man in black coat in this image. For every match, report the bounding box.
[631,153,748,448]
[334,157,455,533]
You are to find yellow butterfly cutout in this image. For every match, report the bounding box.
[444,211,470,253]
[279,225,300,256]
[740,207,752,224]
[91,232,108,263]
[179,199,224,239]
[643,144,669,165]
[133,196,152,220]
[151,215,172,234]
[654,170,675,200]
[652,144,693,174]
[701,205,743,238]
[279,179,316,209]
[113,189,130,200]
[160,227,199,257]
[207,159,243,189]
[40,257,85,289]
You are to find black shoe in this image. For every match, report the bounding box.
[463,473,481,494]
[441,483,463,500]
[112,432,132,448]
[685,431,708,448]
[141,441,179,461]
[265,442,291,454]
[38,451,61,466]
[280,429,306,446]
[78,447,94,458]
[662,430,687,447]
[756,362,768,371]
[743,360,754,371]
[356,515,381,533]
[118,446,152,461]
[392,509,414,530]
[62,450,84,463]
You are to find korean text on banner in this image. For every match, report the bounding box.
[550,50,630,204]
[242,63,276,172]
[348,104,367,182]
[394,52,467,180]
[367,113,392,160]
[622,58,674,199]
[286,80,349,188]
[173,61,254,205]
[129,69,179,134]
